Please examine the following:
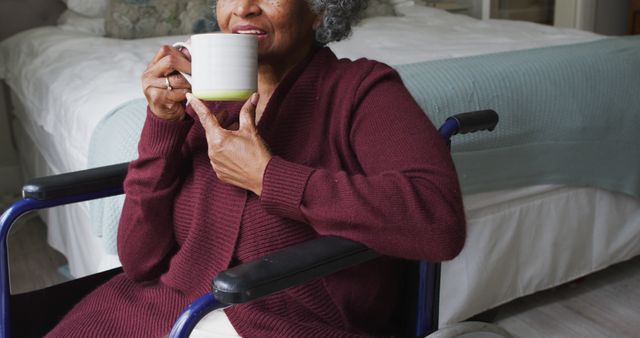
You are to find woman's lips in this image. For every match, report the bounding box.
[232,25,267,35]
[236,29,266,35]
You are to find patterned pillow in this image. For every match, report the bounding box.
[105,0,218,39]
[362,0,400,18]
[388,0,415,6]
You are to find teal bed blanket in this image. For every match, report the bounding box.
[397,36,640,197]
[89,36,640,253]
[88,99,147,251]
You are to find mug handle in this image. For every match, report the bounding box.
[172,42,192,84]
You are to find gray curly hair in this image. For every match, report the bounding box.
[211,0,368,44]
[306,0,368,43]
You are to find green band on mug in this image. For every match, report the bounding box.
[193,89,253,101]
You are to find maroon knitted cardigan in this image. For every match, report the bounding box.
[46,47,465,337]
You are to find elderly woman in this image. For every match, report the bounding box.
[47,0,465,337]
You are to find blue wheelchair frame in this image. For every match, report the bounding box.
[0,110,497,338]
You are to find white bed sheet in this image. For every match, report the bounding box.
[9,92,121,277]
[1,28,187,173]
[1,4,636,326]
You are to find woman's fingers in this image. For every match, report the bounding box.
[187,93,222,132]
[167,73,190,89]
[239,93,260,131]
[144,88,189,120]
[177,45,191,61]
[149,45,173,64]
[188,92,271,195]
[143,45,193,120]
[146,52,192,78]
[144,73,191,91]
[147,87,190,103]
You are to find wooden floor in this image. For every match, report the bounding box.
[3,194,640,337]
[6,209,70,294]
[494,255,640,337]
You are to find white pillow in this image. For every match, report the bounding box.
[57,9,105,35]
[61,0,109,18]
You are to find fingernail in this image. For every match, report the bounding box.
[250,93,259,106]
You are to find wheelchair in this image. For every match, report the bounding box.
[0,110,510,338]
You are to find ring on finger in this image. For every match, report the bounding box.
[165,76,173,91]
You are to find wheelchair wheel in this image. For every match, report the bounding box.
[425,321,514,338]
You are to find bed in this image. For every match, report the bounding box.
[1,1,639,328]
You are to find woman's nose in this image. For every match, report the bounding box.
[233,0,262,18]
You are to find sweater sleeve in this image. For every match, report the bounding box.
[117,107,194,281]
[261,64,466,262]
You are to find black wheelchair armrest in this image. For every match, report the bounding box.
[22,162,129,201]
[213,236,380,304]
[451,109,499,134]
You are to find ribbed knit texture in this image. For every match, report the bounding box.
[46,47,465,337]
[260,157,314,222]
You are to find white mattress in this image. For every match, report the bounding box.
[2,4,637,327]
[331,5,602,65]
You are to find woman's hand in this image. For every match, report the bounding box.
[188,92,272,196]
[142,45,192,121]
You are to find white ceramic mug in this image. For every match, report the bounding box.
[173,33,257,101]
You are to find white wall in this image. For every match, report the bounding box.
[594,0,629,35]
[554,0,592,29]
[555,0,629,34]
[0,0,65,41]
[467,0,629,35]
[0,0,65,193]
[469,0,485,19]
[0,82,22,193]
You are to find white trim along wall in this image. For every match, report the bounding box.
[554,0,597,30]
